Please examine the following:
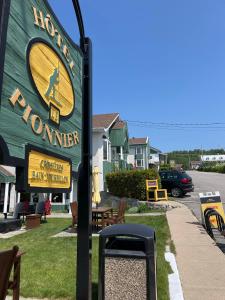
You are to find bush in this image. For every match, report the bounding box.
[127,206,139,214]
[106,169,160,201]
[159,164,172,171]
[198,164,225,173]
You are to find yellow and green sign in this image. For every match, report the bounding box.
[199,191,225,228]
[0,0,83,191]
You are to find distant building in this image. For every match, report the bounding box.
[190,161,201,170]
[149,146,167,169]
[201,155,225,163]
[93,113,129,191]
[169,160,176,167]
[127,137,149,170]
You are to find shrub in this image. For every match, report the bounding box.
[106,169,160,201]
[127,207,139,214]
[137,203,149,213]
[198,164,225,173]
[160,164,172,171]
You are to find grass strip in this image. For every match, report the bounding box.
[0,215,172,299]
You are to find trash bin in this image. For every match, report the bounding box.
[98,223,157,300]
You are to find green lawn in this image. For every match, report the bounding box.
[0,216,173,300]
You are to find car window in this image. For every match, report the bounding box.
[167,173,175,179]
[160,172,167,179]
[172,173,179,179]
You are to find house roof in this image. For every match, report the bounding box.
[129,137,148,145]
[93,113,119,131]
[150,146,161,153]
[112,120,126,129]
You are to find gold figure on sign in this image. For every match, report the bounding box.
[45,68,59,100]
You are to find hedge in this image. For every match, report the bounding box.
[106,169,160,201]
[198,164,225,173]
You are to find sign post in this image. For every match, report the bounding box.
[76,37,92,300]
[72,1,92,298]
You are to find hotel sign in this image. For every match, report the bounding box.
[0,0,83,191]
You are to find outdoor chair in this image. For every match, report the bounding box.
[0,245,24,300]
[105,199,127,225]
[70,201,78,227]
[44,199,51,216]
[13,203,25,220]
[35,201,46,221]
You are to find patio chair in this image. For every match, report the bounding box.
[44,199,51,216]
[35,201,46,221]
[105,199,127,225]
[0,245,23,300]
[13,203,25,220]
[70,201,78,227]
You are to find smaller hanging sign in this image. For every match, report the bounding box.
[16,145,71,193]
[199,191,225,228]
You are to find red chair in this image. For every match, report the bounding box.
[44,199,51,215]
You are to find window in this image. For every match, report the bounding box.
[52,193,63,203]
[167,172,176,179]
[136,146,142,154]
[136,159,143,167]
[160,172,167,179]
[103,139,108,160]
[111,147,117,160]
[111,146,121,160]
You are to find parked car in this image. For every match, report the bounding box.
[159,170,194,197]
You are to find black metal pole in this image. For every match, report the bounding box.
[76,36,92,300]
[71,1,92,299]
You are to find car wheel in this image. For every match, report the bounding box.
[171,187,183,197]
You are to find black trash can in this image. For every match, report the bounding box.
[98,223,157,300]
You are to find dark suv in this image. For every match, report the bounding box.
[159,170,194,197]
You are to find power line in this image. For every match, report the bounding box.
[126,120,225,131]
[126,120,225,126]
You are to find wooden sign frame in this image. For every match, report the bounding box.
[16,144,72,193]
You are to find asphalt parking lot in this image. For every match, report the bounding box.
[174,170,225,221]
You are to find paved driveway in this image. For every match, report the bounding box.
[174,170,225,221]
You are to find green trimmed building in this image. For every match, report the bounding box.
[127,137,150,169]
[93,113,129,191]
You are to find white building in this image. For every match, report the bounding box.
[0,163,77,215]
[93,113,117,191]
[93,113,129,191]
[201,155,225,162]
[127,137,149,170]
[149,146,167,169]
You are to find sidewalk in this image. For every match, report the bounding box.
[167,202,225,300]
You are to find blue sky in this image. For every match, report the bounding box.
[48,0,225,152]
